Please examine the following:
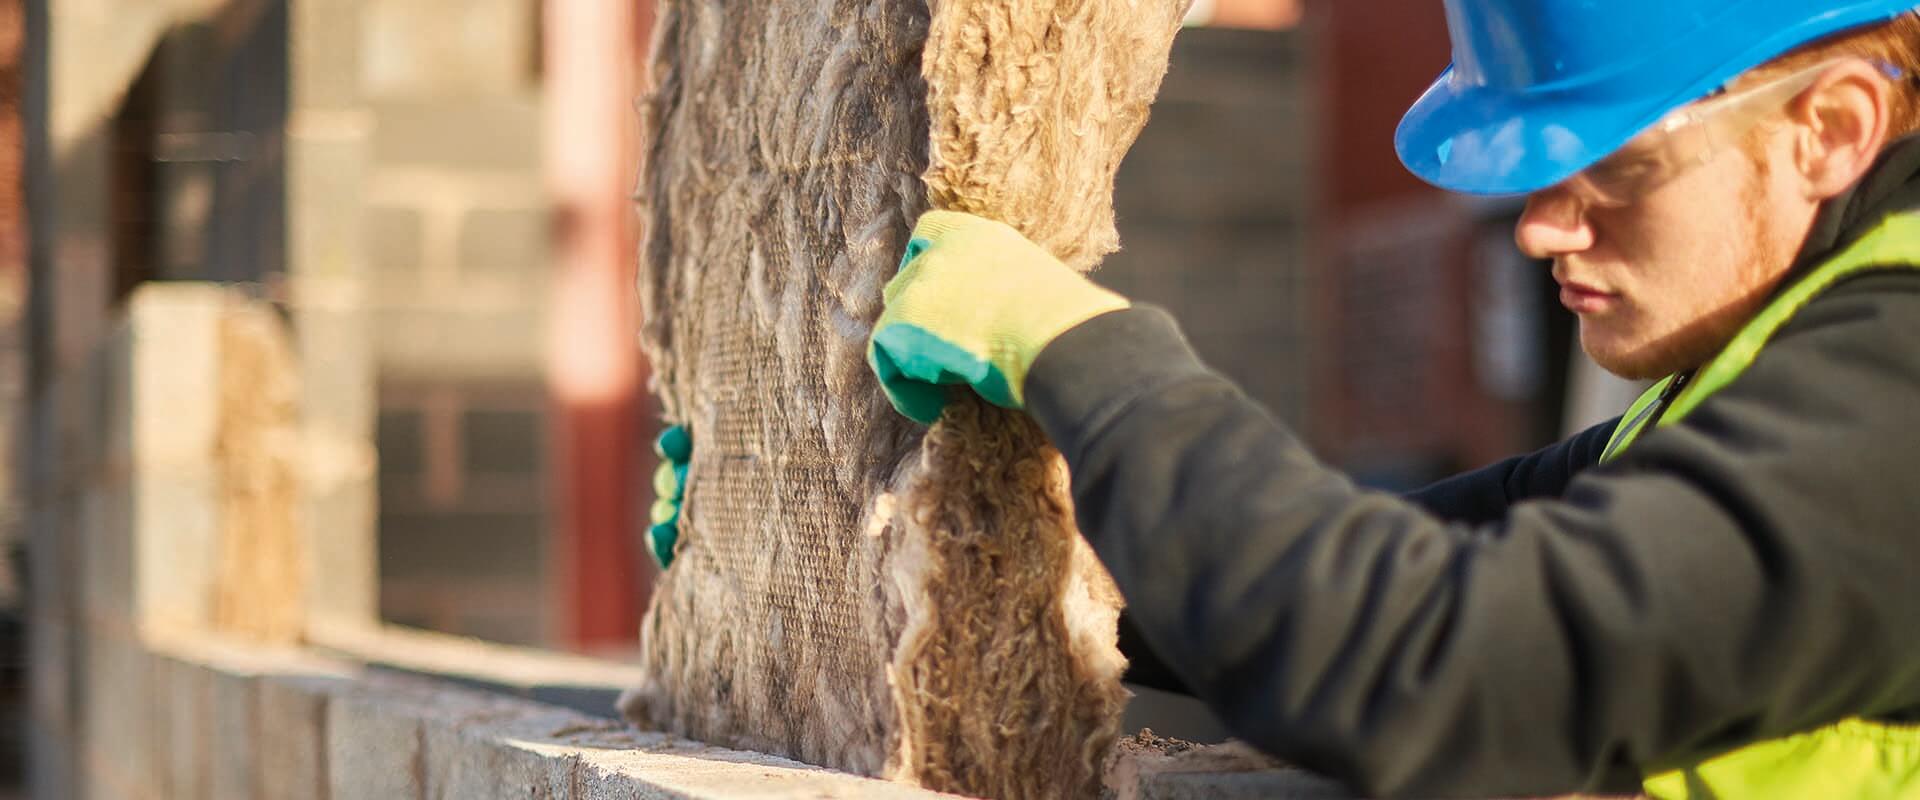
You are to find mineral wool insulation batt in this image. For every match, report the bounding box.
[620,2,1190,798]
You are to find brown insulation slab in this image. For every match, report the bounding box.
[620,2,1188,797]
[213,299,305,643]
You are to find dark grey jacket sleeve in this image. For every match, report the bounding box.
[1403,418,1618,525]
[1023,279,1920,799]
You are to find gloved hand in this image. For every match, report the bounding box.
[867,211,1130,424]
[647,424,691,569]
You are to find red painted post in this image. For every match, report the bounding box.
[544,0,654,651]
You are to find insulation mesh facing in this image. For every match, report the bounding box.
[620,1,1188,797]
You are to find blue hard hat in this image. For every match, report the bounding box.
[1396,0,1920,195]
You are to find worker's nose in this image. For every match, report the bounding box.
[1514,188,1596,259]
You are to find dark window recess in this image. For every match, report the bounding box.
[377,408,426,476]
[109,49,161,304]
[110,1,289,295]
[379,511,545,582]
[464,408,543,475]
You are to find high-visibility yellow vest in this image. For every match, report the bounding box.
[1600,212,1920,799]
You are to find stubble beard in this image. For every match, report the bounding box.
[1583,165,1793,381]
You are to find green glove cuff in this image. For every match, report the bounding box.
[869,323,1019,424]
[868,211,1129,424]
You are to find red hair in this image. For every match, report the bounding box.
[1750,11,1920,137]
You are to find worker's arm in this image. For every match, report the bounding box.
[1124,381,1621,694]
[1023,276,1920,799]
[1402,418,1617,525]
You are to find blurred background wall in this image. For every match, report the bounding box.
[3,0,1648,794]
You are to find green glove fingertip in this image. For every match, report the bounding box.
[655,425,692,463]
[652,461,686,500]
[650,497,681,528]
[869,331,953,424]
[647,522,679,569]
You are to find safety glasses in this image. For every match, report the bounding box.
[1561,60,1880,207]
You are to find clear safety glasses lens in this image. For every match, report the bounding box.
[1564,60,1854,206]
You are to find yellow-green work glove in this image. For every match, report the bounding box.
[648,424,691,569]
[867,211,1131,424]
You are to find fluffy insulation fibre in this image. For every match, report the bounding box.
[620,2,1188,797]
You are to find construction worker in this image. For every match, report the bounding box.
[864,1,1920,797]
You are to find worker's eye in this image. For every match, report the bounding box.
[1584,153,1659,190]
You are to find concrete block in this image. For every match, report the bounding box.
[24,413,76,617]
[208,669,261,800]
[373,305,547,381]
[305,621,644,717]
[369,204,427,274]
[125,284,225,469]
[327,689,426,799]
[28,614,73,737]
[565,737,962,800]
[423,708,582,800]
[132,472,221,631]
[256,676,339,800]
[81,631,162,800]
[51,352,103,490]
[457,207,548,280]
[303,472,378,625]
[78,483,134,625]
[27,615,78,800]
[1133,768,1355,800]
[292,296,375,439]
[287,134,370,282]
[369,98,541,171]
[290,0,364,111]
[161,656,213,800]
[28,729,78,800]
[363,0,537,98]
[1110,740,1355,800]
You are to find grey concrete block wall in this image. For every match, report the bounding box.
[290,0,382,633]
[130,631,978,800]
[327,689,427,798]
[458,206,548,280]
[421,704,583,799]
[355,0,556,647]
[164,656,214,800]
[368,204,427,272]
[370,99,544,170]
[208,668,261,800]
[363,0,539,99]
[291,0,367,112]
[293,301,379,625]
[255,676,338,800]
[120,285,226,631]
[28,283,377,799]
[80,630,161,799]
[1101,27,1312,428]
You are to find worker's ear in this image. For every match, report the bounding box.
[1788,59,1893,200]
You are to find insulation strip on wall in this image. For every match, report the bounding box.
[621,2,1188,797]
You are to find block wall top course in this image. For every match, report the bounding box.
[142,627,975,799]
